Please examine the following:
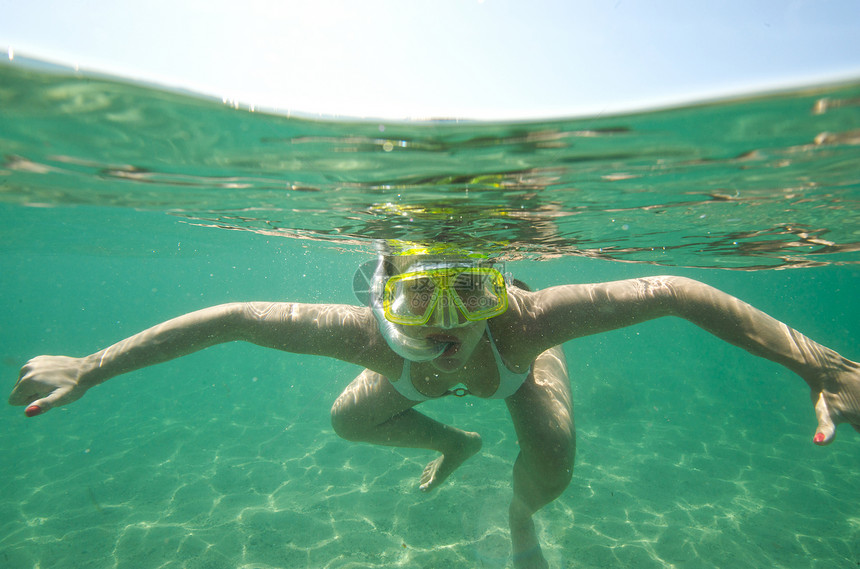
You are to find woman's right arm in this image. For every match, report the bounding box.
[9,301,387,417]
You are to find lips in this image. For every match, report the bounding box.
[426,333,461,357]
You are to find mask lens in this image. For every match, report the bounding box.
[450,269,507,320]
[384,274,439,325]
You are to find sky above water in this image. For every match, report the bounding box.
[1,0,859,119]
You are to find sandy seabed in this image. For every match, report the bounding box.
[2,349,859,569]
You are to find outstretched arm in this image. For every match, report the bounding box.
[515,276,859,445]
[9,302,386,417]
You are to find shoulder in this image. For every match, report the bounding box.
[487,287,546,366]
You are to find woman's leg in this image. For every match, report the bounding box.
[331,369,482,491]
[505,346,575,569]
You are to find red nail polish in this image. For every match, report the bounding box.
[813,432,825,444]
[25,405,42,417]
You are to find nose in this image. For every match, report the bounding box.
[432,293,468,329]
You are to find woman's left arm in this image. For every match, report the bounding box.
[518,276,859,445]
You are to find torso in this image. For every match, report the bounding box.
[357,287,539,399]
[394,326,531,399]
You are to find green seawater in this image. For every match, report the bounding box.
[0,58,858,568]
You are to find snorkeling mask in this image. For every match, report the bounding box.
[381,263,508,327]
[353,256,509,361]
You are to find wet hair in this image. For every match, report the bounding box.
[375,240,496,275]
[510,278,531,292]
[378,252,531,292]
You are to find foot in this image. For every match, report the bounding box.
[418,431,482,492]
[510,507,548,569]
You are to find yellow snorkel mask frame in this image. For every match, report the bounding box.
[381,263,509,327]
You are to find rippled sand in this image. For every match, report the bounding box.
[2,348,858,569]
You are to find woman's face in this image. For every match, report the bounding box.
[388,254,489,371]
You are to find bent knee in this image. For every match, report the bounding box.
[331,394,396,442]
[330,400,365,442]
[521,439,575,492]
[540,455,574,495]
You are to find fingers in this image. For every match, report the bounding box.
[9,359,46,406]
[25,405,43,417]
[813,391,837,446]
[19,387,71,418]
[10,356,80,415]
[8,379,41,408]
[8,369,32,406]
[8,385,38,407]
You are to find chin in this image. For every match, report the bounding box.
[429,340,474,372]
[430,356,464,372]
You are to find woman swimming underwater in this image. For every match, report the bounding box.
[10,244,860,569]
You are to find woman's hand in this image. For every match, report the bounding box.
[8,355,92,417]
[810,358,860,445]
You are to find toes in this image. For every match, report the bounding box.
[419,457,442,491]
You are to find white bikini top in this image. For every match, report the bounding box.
[390,328,529,401]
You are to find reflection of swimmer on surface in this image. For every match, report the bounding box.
[10,242,860,569]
